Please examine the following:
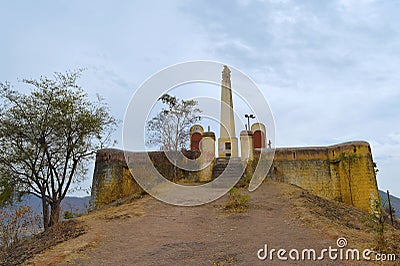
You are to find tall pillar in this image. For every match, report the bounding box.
[240,130,254,163]
[218,65,238,158]
[199,131,216,182]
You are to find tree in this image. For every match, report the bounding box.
[0,70,116,229]
[0,170,17,206]
[146,94,201,151]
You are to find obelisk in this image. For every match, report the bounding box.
[218,65,238,157]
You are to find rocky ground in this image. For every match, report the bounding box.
[3,180,400,265]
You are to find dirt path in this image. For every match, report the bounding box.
[25,181,397,265]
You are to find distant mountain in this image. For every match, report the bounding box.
[13,194,90,217]
[7,191,399,219]
[379,190,400,216]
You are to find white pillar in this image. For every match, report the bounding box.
[199,131,215,182]
[240,130,254,163]
[218,65,238,158]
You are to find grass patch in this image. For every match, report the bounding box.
[224,187,249,213]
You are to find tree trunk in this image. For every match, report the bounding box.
[48,201,61,227]
[41,198,49,230]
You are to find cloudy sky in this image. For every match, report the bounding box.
[1,0,399,197]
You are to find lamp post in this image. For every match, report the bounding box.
[244,114,255,131]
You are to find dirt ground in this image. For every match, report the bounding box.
[24,180,399,265]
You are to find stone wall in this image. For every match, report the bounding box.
[265,141,379,212]
[90,149,202,209]
[90,141,379,213]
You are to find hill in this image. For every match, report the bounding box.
[379,190,400,216]
[13,194,90,217]
[60,195,90,214]
[10,180,397,265]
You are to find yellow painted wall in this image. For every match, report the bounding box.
[267,141,379,213]
[91,141,379,213]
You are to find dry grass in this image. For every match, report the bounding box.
[0,219,87,266]
[224,187,249,213]
[280,183,400,261]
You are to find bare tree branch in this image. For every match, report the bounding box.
[146,94,201,151]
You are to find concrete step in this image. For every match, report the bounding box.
[212,158,244,179]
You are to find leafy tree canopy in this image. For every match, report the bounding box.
[0,69,117,228]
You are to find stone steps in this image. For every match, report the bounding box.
[212,158,244,179]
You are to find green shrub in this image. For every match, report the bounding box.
[63,210,84,220]
[369,199,387,252]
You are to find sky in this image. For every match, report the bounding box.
[1,0,399,197]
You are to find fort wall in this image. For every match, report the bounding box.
[90,149,202,208]
[90,141,379,213]
[266,141,379,212]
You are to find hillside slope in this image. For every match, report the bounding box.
[379,190,400,216]
[24,181,399,265]
[15,195,90,216]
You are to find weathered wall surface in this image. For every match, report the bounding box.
[266,141,379,212]
[90,149,203,209]
[90,141,379,213]
[90,149,142,209]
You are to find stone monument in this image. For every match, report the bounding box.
[218,66,238,158]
